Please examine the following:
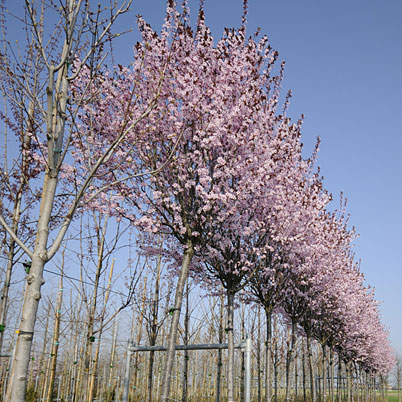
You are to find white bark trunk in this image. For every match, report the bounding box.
[0,2,135,400]
[6,60,65,402]
[5,253,46,402]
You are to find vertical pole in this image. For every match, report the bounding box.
[244,338,251,402]
[122,340,134,402]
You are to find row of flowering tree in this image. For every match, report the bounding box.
[0,0,395,401]
[70,2,395,401]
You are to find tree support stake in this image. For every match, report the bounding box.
[124,338,252,402]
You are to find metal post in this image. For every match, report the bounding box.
[131,340,253,401]
[244,338,251,402]
[122,339,134,402]
[132,342,246,352]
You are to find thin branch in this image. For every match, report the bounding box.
[68,0,133,81]
[54,0,84,72]
[25,0,50,69]
[83,125,186,206]
[0,214,33,259]
[46,101,156,261]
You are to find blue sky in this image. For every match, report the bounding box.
[115,0,402,354]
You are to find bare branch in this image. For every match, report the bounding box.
[25,0,50,69]
[46,99,156,261]
[68,0,133,81]
[0,214,33,259]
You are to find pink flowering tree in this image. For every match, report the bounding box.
[242,136,329,402]
[69,2,305,399]
[282,200,395,399]
[279,204,356,401]
[335,277,395,379]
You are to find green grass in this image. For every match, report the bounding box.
[385,390,401,402]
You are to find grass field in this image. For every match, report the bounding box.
[385,390,401,402]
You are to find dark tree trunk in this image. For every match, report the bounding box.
[227,290,235,402]
[306,333,316,402]
[160,241,194,401]
[216,294,224,402]
[264,308,272,402]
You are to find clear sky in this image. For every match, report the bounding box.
[115,0,402,355]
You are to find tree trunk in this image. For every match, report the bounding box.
[273,315,278,402]
[362,370,367,402]
[81,212,110,402]
[381,375,386,402]
[302,338,306,402]
[285,319,296,402]
[322,345,327,402]
[36,302,50,401]
[73,335,87,402]
[133,276,147,392]
[45,267,64,402]
[87,259,114,402]
[337,354,341,402]
[346,362,351,402]
[108,317,118,396]
[0,100,34,358]
[87,337,101,402]
[257,306,262,402]
[264,308,272,402]
[6,252,47,402]
[306,333,316,402]
[0,240,16,357]
[147,239,163,402]
[147,348,156,402]
[160,241,194,401]
[5,46,69,401]
[216,293,224,402]
[295,346,299,398]
[240,305,245,402]
[329,348,335,402]
[182,279,189,402]
[208,349,214,399]
[226,290,235,402]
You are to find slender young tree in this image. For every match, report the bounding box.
[0,1,178,400]
[0,2,45,357]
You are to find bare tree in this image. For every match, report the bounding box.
[0,1,165,400]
